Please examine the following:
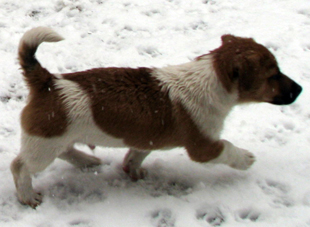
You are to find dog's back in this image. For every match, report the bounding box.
[18,28,185,149]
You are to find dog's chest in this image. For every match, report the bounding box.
[188,102,231,140]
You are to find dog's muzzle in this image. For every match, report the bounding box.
[272,81,302,105]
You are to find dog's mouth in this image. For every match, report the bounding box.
[271,82,302,105]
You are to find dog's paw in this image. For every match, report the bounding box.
[18,191,43,209]
[123,165,148,181]
[81,155,102,169]
[230,149,255,170]
[211,140,256,170]
[73,153,101,169]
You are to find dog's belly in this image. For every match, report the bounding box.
[69,121,128,148]
[20,122,127,173]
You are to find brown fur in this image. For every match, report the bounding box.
[63,67,223,161]
[21,72,68,137]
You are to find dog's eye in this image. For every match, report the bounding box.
[269,74,281,80]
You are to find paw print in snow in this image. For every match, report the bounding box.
[151,209,175,227]
[257,179,294,208]
[236,208,260,222]
[196,205,225,226]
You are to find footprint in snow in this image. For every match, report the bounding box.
[236,208,260,222]
[262,119,297,145]
[196,205,225,226]
[48,179,105,205]
[302,191,310,206]
[137,46,161,58]
[257,179,294,208]
[280,103,303,117]
[148,180,193,198]
[151,209,175,227]
[69,219,93,227]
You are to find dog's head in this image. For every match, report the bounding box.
[210,35,302,105]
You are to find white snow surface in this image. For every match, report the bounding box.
[1,0,310,226]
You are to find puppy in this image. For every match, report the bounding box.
[11,27,302,208]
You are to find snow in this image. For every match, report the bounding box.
[1,0,310,226]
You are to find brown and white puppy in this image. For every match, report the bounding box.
[11,27,302,208]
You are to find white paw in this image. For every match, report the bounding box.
[230,149,255,170]
[18,191,43,209]
[81,156,102,169]
[211,140,256,170]
[123,165,148,181]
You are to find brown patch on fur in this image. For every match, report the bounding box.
[64,67,222,161]
[64,67,177,149]
[186,137,224,162]
[21,74,68,137]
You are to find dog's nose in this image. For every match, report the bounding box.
[271,81,302,105]
[291,82,302,99]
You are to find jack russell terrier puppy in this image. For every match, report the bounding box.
[11,27,302,208]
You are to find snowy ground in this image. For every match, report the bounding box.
[1,0,310,226]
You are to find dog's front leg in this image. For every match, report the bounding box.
[209,140,256,170]
[123,149,151,181]
[187,139,255,170]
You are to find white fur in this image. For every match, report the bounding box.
[209,140,255,170]
[19,27,63,50]
[154,55,238,140]
[19,133,67,173]
[123,149,151,180]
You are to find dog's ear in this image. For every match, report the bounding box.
[212,51,240,93]
[221,34,255,45]
[212,35,261,93]
[221,34,238,44]
[233,51,261,91]
[215,50,260,93]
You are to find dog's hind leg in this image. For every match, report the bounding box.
[10,134,61,208]
[123,149,151,181]
[58,146,101,169]
[11,156,43,208]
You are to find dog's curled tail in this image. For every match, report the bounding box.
[18,27,64,90]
